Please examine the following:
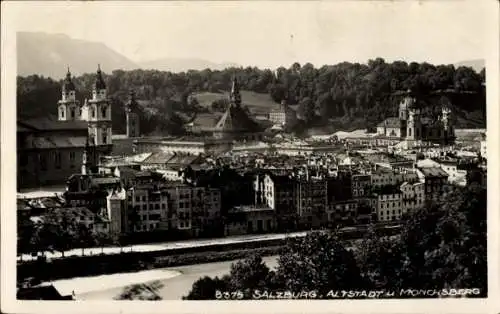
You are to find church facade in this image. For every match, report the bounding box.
[376,93,455,146]
[17,66,113,189]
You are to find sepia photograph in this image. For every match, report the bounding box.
[1,0,499,313]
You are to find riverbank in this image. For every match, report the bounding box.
[19,226,401,286]
[19,244,284,286]
[77,255,280,300]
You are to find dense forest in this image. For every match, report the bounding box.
[17,58,486,135]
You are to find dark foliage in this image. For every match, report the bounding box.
[18,59,485,136]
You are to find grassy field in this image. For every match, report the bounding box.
[193,90,280,114]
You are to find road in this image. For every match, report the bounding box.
[76,255,279,300]
[19,232,308,262]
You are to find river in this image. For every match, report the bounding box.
[75,256,279,300]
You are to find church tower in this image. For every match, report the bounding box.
[407,107,422,141]
[441,106,454,144]
[81,65,112,148]
[58,68,80,121]
[229,76,242,107]
[125,90,140,138]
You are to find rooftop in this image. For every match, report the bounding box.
[142,151,175,164]
[377,117,401,128]
[18,115,88,132]
[418,167,449,178]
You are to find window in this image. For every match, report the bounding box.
[103,132,108,144]
[102,106,107,119]
[142,204,147,210]
[142,196,146,202]
[60,108,65,118]
[91,107,96,118]
[70,108,75,119]
[135,196,140,202]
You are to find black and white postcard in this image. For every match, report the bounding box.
[1,1,499,313]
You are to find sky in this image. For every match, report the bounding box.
[3,1,495,68]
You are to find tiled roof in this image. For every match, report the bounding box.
[189,113,222,128]
[419,167,449,178]
[377,117,401,128]
[214,105,262,133]
[167,154,203,166]
[142,152,175,164]
[18,115,88,131]
[24,136,87,149]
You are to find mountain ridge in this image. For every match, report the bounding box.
[17,32,141,79]
[17,32,242,78]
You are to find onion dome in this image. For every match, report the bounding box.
[94,64,106,90]
[62,67,76,92]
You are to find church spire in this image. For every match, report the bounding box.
[94,64,106,90]
[230,75,241,107]
[62,66,75,92]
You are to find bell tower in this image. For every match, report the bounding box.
[229,76,242,107]
[58,67,80,121]
[441,106,454,144]
[83,65,112,148]
[407,107,422,141]
[125,90,140,138]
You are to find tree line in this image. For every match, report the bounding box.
[184,183,487,299]
[17,58,486,134]
[17,209,122,260]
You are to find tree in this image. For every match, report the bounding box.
[115,281,164,300]
[227,255,273,297]
[76,223,96,256]
[183,276,229,300]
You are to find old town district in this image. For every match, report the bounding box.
[17,66,487,245]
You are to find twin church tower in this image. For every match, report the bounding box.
[57,65,140,148]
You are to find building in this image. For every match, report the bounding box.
[17,66,114,189]
[370,167,419,189]
[295,178,328,229]
[125,91,141,138]
[78,65,113,153]
[416,167,449,200]
[269,100,297,128]
[254,173,296,230]
[400,181,425,213]
[133,137,233,156]
[376,91,455,146]
[106,188,128,235]
[17,117,88,188]
[226,205,275,236]
[212,77,264,141]
[326,199,358,227]
[64,173,121,211]
[351,174,371,198]
[374,185,403,222]
[125,183,221,236]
